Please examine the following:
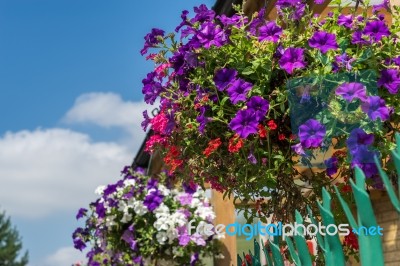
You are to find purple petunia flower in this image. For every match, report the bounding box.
[361,96,390,121]
[247,152,257,164]
[226,79,253,104]
[335,82,367,102]
[219,14,248,28]
[276,0,305,20]
[363,20,390,42]
[190,233,206,246]
[143,189,164,211]
[373,0,390,13]
[377,69,400,94]
[298,119,326,148]
[177,193,193,205]
[95,202,106,219]
[197,106,212,134]
[229,109,258,138]
[191,4,215,24]
[308,31,339,54]
[346,128,375,153]
[76,208,88,220]
[291,143,307,156]
[258,21,283,43]
[73,237,86,251]
[142,81,163,105]
[140,28,165,55]
[246,96,269,121]
[196,22,226,48]
[337,14,353,28]
[333,53,355,72]
[121,226,137,251]
[351,146,378,178]
[147,178,158,190]
[351,31,370,45]
[141,110,151,131]
[191,253,200,266]
[324,157,338,177]
[314,0,325,4]
[214,68,238,91]
[279,47,307,74]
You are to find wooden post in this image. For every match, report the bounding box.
[211,190,237,266]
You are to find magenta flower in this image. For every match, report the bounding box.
[229,109,258,138]
[361,96,390,121]
[227,79,253,104]
[246,96,269,121]
[214,68,237,91]
[363,20,390,42]
[279,47,307,74]
[258,21,283,43]
[308,31,338,54]
[298,119,326,148]
[337,14,353,28]
[335,82,367,102]
[377,69,400,94]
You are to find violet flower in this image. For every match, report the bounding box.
[298,119,326,148]
[229,109,259,138]
[361,96,390,121]
[332,53,354,72]
[279,47,307,74]
[258,21,283,43]
[337,14,353,28]
[324,157,338,177]
[308,31,339,54]
[335,82,367,102]
[226,79,253,104]
[351,31,370,45]
[76,208,87,220]
[191,4,215,24]
[196,22,226,49]
[143,189,164,211]
[351,146,378,178]
[140,28,165,55]
[363,20,390,42]
[246,96,269,121]
[214,68,237,91]
[377,69,400,94]
[346,128,375,153]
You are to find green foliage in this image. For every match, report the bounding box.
[0,211,28,266]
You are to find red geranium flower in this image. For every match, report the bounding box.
[203,138,222,157]
[267,120,277,130]
[228,134,243,153]
[258,124,268,138]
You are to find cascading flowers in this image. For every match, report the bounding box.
[139,0,400,222]
[72,167,221,266]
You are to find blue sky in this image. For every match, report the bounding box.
[0,0,213,265]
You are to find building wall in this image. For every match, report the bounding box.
[371,190,400,266]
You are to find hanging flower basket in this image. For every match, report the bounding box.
[140,1,400,221]
[72,168,221,265]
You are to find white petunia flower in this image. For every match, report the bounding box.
[95,185,106,195]
[156,231,168,245]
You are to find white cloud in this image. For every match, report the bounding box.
[0,128,133,219]
[41,246,86,266]
[63,92,152,133]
